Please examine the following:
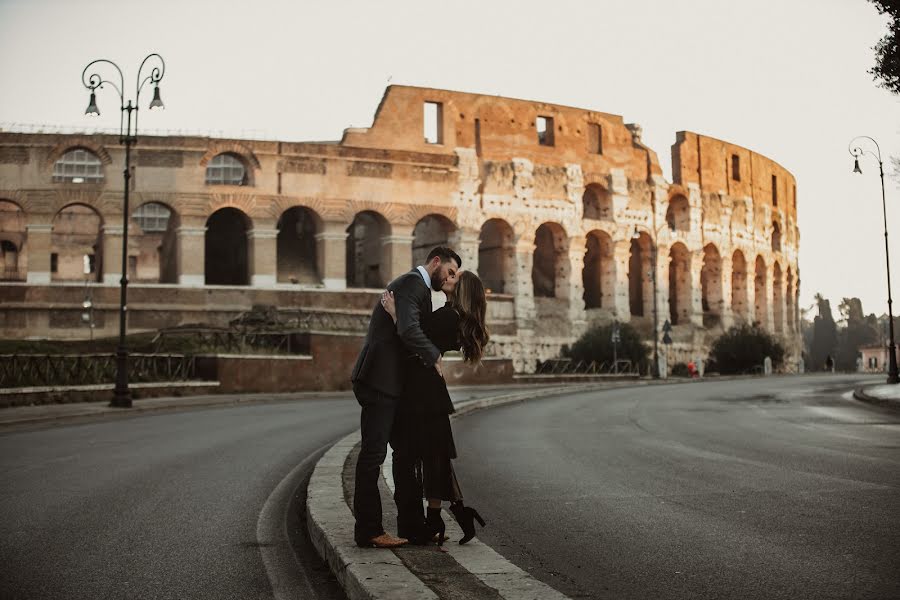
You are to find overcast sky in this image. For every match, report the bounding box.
[1,0,898,320]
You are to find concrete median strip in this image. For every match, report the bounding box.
[306,383,611,600]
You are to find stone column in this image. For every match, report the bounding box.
[652,243,668,328]
[512,236,536,329]
[102,225,124,285]
[247,228,278,287]
[689,252,704,326]
[175,224,207,286]
[382,225,415,283]
[448,227,480,274]
[719,253,734,328]
[315,221,348,290]
[25,223,52,284]
[612,239,632,321]
[566,235,587,329]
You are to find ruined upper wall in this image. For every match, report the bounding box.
[341,85,662,181]
[671,131,797,219]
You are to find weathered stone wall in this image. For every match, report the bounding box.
[0,85,802,374]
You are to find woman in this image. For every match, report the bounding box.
[381,269,489,545]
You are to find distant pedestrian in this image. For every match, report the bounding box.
[825,354,834,373]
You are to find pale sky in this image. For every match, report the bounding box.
[1,0,898,319]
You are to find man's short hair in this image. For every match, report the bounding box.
[427,246,462,269]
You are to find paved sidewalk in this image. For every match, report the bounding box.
[853,382,900,409]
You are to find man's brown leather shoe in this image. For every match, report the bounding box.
[361,533,408,548]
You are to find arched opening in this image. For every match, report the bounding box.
[701,244,723,323]
[346,211,390,288]
[52,148,104,183]
[666,195,690,232]
[131,201,176,283]
[582,184,613,221]
[532,222,567,298]
[277,207,321,284]
[786,267,795,333]
[0,200,26,280]
[754,256,768,327]
[731,250,748,321]
[771,221,782,252]
[773,262,784,334]
[51,204,103,282]
[412,214,457,267]
[583,230,614,309]
[668,242,691,325]
[478,219,514,294]
[205,153,249,186]
[629,232,652,317]
[205,207,250,285]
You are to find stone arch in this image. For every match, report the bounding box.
[478,218,514,294]
[754,255,768,327]
[346,210,391,288]
[205,152,254,186]
[199,142,261,169]
[666,194,690,232]
[205,207,251,285]
[130,200,178,283]
[51,147,106,184]
[731,250,748,321]
[668,242,691,325]
[583,230,614,309]
[582,183,613,221]
[277,206,323,284]
[773,261,784,334]
[45,140,112,172]
[771,221,782,252]
[51,203,104,282]
[629,231,653,317]
[0,200,26,280]
[412,214,457,268]
[532,222,568,298]
[701,243,723,323]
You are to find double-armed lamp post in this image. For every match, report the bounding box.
[848,135,898,384]
[81,54,167,407]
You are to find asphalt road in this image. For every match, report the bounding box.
[0,384,536,599]
[453,375,900,600]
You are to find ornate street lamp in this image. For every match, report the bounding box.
[848,136,899,384]
[81,54,167,407]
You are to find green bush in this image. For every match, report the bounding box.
[709,324,785,374]
[564,322,650,372]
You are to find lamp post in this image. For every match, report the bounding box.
[81,54,166,407]
[633,223,667,378]
[848,136,898,384]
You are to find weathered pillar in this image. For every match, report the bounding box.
[247,227,278,287]
[25,223,52,284]
[448,227,480,274]
[566,234,587,329]
[101,224,124,285]
[512,235,536,329]
[689,252,704,327]
[175,222,206,286]
[382,225,415,283]
[720,253,734,328]
[612,239,632,321]
[315,221,348,290]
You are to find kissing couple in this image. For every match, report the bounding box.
[351,246,489,548]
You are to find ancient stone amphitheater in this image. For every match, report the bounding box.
[0,86,800,376]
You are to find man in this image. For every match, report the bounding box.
[351,246,461,548]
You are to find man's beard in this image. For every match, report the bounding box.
[430,271,443,292]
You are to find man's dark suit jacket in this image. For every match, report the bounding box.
[351,269,441,398]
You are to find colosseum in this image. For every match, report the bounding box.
[0,85,801,377]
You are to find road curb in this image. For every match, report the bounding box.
[305,382,616,600]
[852,385,900,410]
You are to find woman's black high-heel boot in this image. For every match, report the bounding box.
[425,507,446,547]
[449,502,486,545]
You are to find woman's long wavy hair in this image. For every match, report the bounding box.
[449,270,490,363]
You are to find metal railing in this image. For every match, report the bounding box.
[536,358,636,376]
[151,328,310,355]
[0,353,198,388]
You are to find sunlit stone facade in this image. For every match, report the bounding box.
[0,86,801,371]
